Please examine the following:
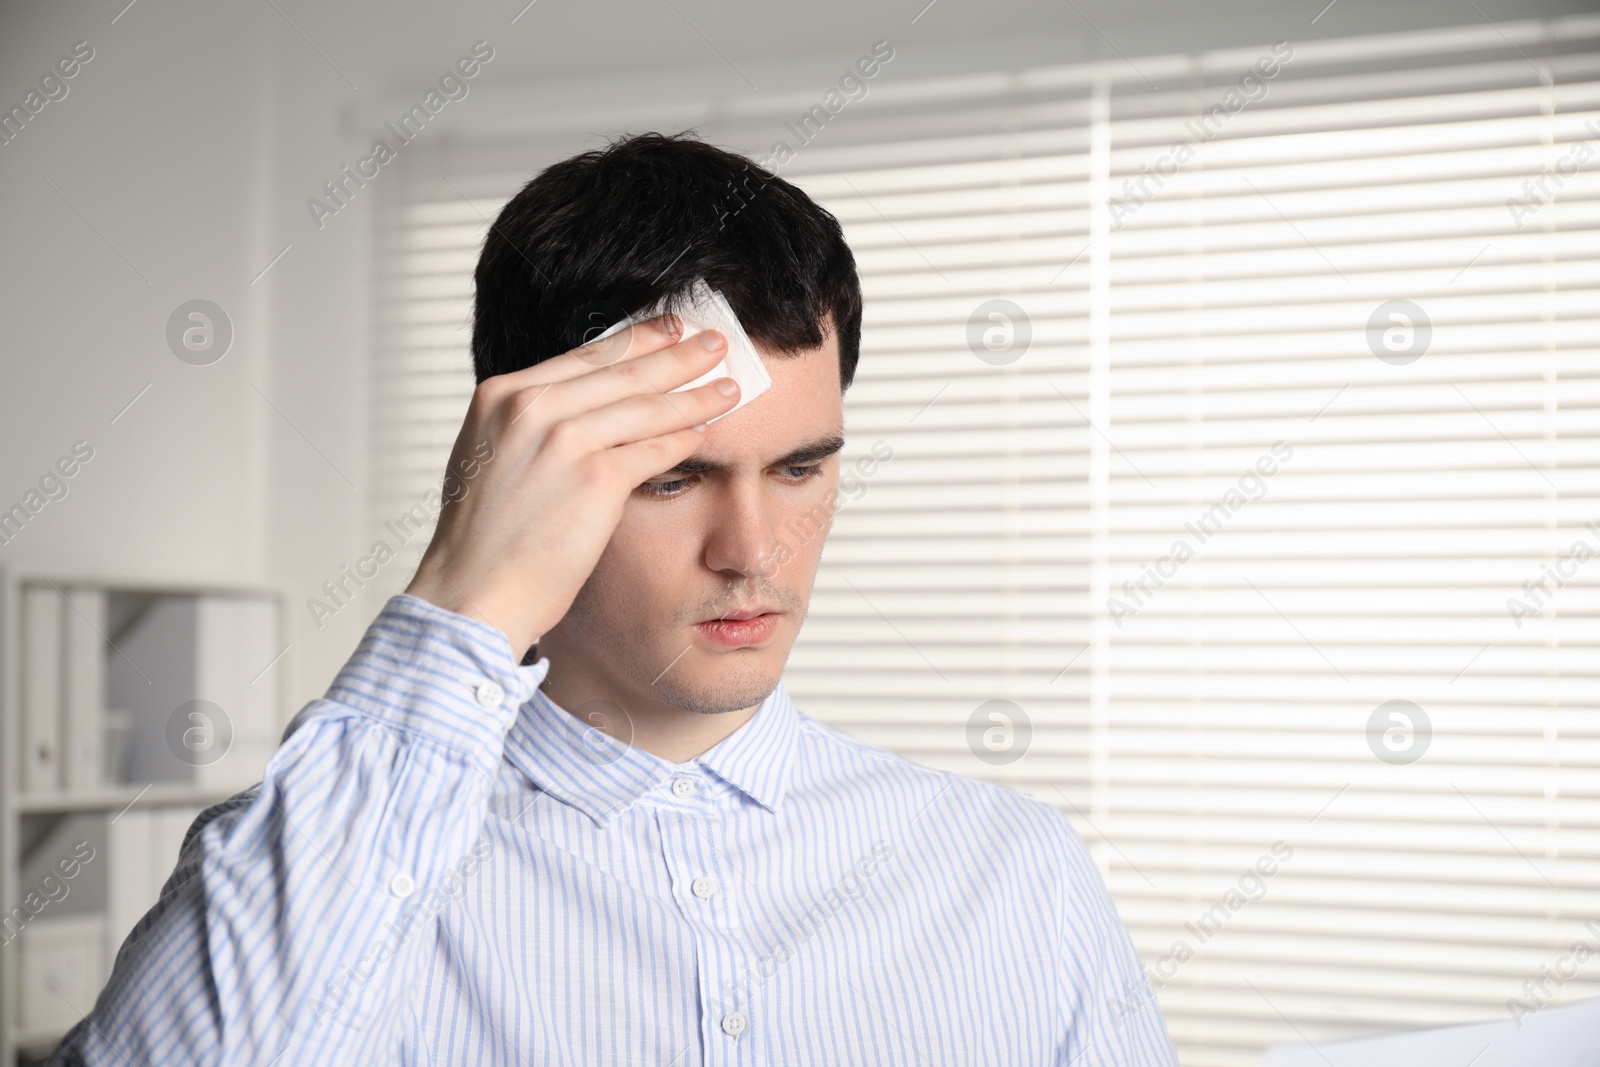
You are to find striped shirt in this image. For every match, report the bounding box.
[51,594,1176,1066]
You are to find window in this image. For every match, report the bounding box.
[374,14,1600,1063]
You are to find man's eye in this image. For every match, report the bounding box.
[636,464,824,499]
[638,478,691,498]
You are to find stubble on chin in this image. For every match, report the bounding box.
[559,578,780,717]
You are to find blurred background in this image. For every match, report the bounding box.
[2,0,1599,1063]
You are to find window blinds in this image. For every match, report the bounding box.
[372,15,1600,1064]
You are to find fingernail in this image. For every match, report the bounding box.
[714,377,738,396]
[697,330,725,350]
[693,421,709,433]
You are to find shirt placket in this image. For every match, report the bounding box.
[654,771,757,1067]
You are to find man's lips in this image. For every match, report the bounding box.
[704,606,780,622]
[693,609,781,647]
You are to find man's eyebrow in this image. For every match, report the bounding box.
[663,432,846,476]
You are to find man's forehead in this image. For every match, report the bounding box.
[663,339,844,475]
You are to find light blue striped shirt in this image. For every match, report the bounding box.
[50,594,1175,1065]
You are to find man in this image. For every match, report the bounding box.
[52,132,1175,1065]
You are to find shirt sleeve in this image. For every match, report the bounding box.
[46,594,549,1067]
[1050,807,1180,1066]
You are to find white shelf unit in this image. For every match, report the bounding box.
[1,570,287,1065]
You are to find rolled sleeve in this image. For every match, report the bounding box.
[298,594,550,781]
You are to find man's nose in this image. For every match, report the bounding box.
[702,478,782,581]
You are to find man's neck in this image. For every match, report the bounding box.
[534,662,759,765]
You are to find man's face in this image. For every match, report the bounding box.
[545,328,845,716]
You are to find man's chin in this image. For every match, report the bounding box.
[653,650,784,716]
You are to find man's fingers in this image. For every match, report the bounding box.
[564,312,684,373]
[519,330,728,426]
[605,423,715,486]
[491,313,684,393]
[571,311,682,371]
[564,377,740,454]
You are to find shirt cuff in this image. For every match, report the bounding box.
[311,594,552,778]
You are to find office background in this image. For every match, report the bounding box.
[2,0,1598,1063]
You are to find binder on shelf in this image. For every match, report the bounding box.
[104,808,152,970]
[102,707,133,784]
[21,586,62,795]
[104,805,204,971]
[4,575,283,1062]
[196,596,280,790]
[108,594,280,792]
[62,587,107,793]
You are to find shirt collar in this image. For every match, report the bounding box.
[503,669,800,828]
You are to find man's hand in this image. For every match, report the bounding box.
[405,315,741,654]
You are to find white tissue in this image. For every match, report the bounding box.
[587,279,772,424]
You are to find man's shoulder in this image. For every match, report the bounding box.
[791,710,1088,867]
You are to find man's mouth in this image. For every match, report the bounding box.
[711,607,777,622]
[694,607,782,648]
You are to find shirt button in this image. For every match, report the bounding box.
[389,873,416,899]
[671,776,696,799]
[720,1011,747,1036]
[692,876,717,900]
[475,681,505,709]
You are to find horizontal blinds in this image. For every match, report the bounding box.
[1090,29,1600,1067]
[374,14,1600,1065]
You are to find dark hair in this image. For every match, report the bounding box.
[470,131,862,391]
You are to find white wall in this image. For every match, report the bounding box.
[2,0,1589,715]
[0,3,276,646]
